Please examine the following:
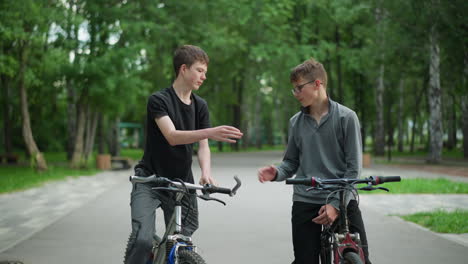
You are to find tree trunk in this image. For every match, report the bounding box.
[254,90,262,149]
[427,25,443,163]
[374,4,385,156]
[97,113,105,154]
[108,117,120,157]
[231,79,242,151]
[84,108,98,161]
[385,92,394,161]
[374,63,385,156]
[18,43,47,171]
[66,79,76,160]
[462,95,468,159]
[335,25,343,103]
[462,52,468,159]
[397,79,405,152]
[241,100,250,149]
[358,74,366,153]
[410,81,424,153]
[446,93,456,150]
[273,88,283,146]
[70,103,86,168]
[1,74,13,154]
[65,2,79,161]
[410,118,416,153]
[326,50,334,100]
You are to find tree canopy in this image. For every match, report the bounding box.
[1,0,467,169]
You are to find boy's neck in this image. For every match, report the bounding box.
[172,78,192,104]
[307,90,329,121]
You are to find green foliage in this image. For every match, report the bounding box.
[0,0,466,159]
[401,210,468,234]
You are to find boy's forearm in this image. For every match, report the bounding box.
[197,140,211,176]
[167,128,212,146]
[275,159,298,181]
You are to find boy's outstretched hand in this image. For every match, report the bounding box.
[208,125,243,143]
[258,165,277,183]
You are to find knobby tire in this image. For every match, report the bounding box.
[123,232,134,264]
[177,249,206,264]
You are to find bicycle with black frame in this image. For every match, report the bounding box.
[127,174,241,264]
[286,175,401,264]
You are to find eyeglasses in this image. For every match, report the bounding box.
[291,80,317,95]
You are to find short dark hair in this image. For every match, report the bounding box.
[173,45,209,76]
[290,58,328,88]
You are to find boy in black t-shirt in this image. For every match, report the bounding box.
[124,45,243,264]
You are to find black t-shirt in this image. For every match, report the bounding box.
[136,87,211,183]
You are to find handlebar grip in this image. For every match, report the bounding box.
[373,176,401,184]
[285,178,316,186]
[206,185,232,195]
[129,175,169,186]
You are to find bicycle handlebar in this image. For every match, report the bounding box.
[129,174,241,196]
[285,176,401,187]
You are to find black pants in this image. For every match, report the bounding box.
[291,200,371,264]
[124,168,199,264]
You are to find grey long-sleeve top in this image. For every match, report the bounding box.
[275,98,362,210]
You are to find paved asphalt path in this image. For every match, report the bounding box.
[0,151,467,263]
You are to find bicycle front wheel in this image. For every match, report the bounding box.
[178,249,206,264]
[343,252,364,264]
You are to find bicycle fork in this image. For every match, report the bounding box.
[153,193,195,264]
[332,232,365,263]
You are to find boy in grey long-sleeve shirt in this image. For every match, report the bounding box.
[275,98,362,210]
[258,58,371,264]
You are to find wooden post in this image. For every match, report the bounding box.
[363,153,372,168]
[96,154,111,170]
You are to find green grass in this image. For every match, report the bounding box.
[358,178,468,194]
[0,166,100,194]
[0,151,100,194]
[401,209,468,233]
[120,148,143,161]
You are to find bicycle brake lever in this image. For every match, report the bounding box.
[376,187,389,192]
[197,194,226,206]
[358,186,375,191]
[306,187,324,192]
[358,186,390,192]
